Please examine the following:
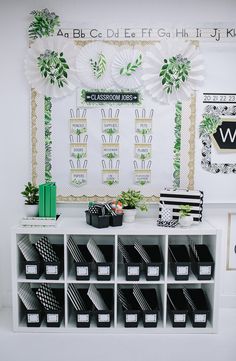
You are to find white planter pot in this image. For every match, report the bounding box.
[179,215,193,227]
[123,209,137,223]
[25,204,38,217]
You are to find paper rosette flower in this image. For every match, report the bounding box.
[142,41,204,104]
[24,36,79,98]
[111,47,143,89]
[76,42,116,89]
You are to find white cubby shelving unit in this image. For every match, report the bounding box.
[12,217,220,333]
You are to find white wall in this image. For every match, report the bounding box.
[0,0,236,309]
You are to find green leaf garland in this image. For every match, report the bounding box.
[199,113,222,138]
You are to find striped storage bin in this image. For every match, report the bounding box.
[159,189,204,223]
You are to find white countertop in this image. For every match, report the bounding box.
[14,217,218,235]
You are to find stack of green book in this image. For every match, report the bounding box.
[39,182,57,218]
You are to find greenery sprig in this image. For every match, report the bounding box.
[159,54,191,94]
[37,50,69,88]
[90,53,106,79]
[120,54,142,76]
[29,8,60,39]
[199,113,222,138]
[179,204,192,217]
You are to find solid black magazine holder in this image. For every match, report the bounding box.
[189,244,214,280]
[95,288,113,328]
[74,289,93,328]
[140,288,160,327]
[185,288,210,328]
[44,244,64,280]
[95,245,113,281]
[123,245,142,281]
[167,288,188,327]
[142,245,163,281]
[169,245,191,280]
[74,245,93,281]
[120,289,141,328]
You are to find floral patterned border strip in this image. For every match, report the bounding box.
[173,101,182,188]
[44,96,52,182]
[188,94,196,189]
[200,106,236,173]
[31,89,38,185]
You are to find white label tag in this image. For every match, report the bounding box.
[194,314,207,323]
[98,314,110,323]
[126,314,137,323]
[46,265,58,275]
[77,266,89,276]
[147,266,159,277]
[174,314,186,323]
[47,314,59,323]
[77,314,89,323]
[145,314,157,323]
[26,265,37,274]
[176,266,189,276]
[98,266,110,275]
[127,266,139,276]
[199,266,212,275]
[27,313,39,323]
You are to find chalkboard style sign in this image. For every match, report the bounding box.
[213,120,236,150]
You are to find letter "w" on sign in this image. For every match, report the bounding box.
[220,128,236,143]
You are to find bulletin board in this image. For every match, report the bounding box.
[25,9,236,202]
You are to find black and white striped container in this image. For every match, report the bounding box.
[159,189,204,223]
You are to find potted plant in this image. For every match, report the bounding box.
[117,189,147,223]
[179,204,193,227]
[21,182,39,217]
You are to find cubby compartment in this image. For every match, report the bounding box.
[17,234,64,281]
[117,235,165,283]
[67,284,114,328]
[168,235,216,283]
[166,283,213,329]
[117,284,164,329]
[17,282,65,328]
[67,235,115,282]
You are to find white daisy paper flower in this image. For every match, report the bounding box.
[25,36,79,98]
[142,40,204,104]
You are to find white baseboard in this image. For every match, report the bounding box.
[220,295,236,308]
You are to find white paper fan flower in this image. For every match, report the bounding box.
[76,42,116,89]
[142,40,204,104]
[25,36,79,98]
[111,47,143,89]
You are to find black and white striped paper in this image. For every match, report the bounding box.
[67,284,86,311]
[159,188,204,223]
[18,283,41,310]
[18,235,40,261]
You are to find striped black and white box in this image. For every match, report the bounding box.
[159,189,204,223]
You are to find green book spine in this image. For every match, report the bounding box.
[39,184,45,217]
[45,184,51,217]
[50,183,57,218]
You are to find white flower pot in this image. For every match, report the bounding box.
[123,209,137,223]
[25,204,38,217]
[179,215,193,227]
